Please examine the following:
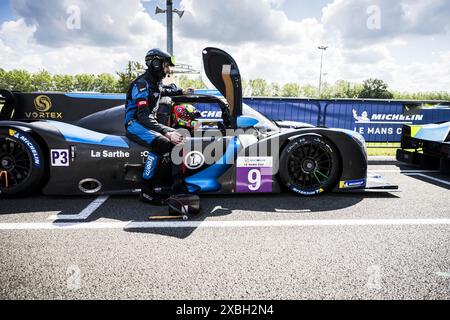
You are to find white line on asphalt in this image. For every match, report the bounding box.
[274,209,312,213]
[369,170,440,173]
[47,195,110,221]
[404,173,450,187]
[2,218,450,231]
[436,272,450,278]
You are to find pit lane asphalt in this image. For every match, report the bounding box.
[1,160,450,300]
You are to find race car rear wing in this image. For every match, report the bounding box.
[0,89,16,120]
[0,89,125,124]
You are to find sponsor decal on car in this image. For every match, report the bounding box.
[9,130,41,168]
[236,157,273,193]
[25,95,63,119]
[143,153,158,180]
[200,110,222,118]
[90,150,130,158]
[291,186,324,196]
[184,151,205,170]
[50,149,70,167]
[339,179,366,189]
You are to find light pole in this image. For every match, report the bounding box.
[317,46,328,99]
[155,0,184,55]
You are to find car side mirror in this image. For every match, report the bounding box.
[237,116,259,128]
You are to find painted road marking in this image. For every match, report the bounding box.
[369,170,440,173]
[436,272,450,278]
[2,218,450,231]
[47,195,110,221]
[275,209,312,213]
[404,173,450,187]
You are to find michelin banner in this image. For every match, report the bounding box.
[193,91,450,143]
[323,101,450,142]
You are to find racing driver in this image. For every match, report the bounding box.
[125,48,190,205]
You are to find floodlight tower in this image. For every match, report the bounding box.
[155,0,184,55]
[318,46,328,98]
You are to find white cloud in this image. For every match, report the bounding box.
[322,0,450,47]
[178,0,322,45]
[0,0,448,93]
[10,0,166,47]
[0,0,168,74]
[343,46,390,64]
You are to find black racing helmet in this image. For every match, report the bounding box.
[145,48,176,70]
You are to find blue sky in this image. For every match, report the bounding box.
[0,0,12,21]
[0,0,449,92]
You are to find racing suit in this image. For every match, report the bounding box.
[125,69,185,196]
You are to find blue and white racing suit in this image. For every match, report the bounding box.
[125,70,182,155]
[125,70,185,193]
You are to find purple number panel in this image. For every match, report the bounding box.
[236,157,273,193]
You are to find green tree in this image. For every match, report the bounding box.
[2,69,32,91]
[301,84,317,98]
[178,75,205,89]
[269,82,282,97]
[319,82,334,99]
[74,74,96,91]
[392,90,450,101]
[331,80,360,98]
[53,74,75,92]
[358,78,394,99]
[249,78,270,97]
[30,70,53,91]
[94,73,118,93]
[116,61,145,93]
[281,83,300,97]
[0,68,7,89]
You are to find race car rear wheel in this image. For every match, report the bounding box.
[0,130,45,197]
[279,135,341,196]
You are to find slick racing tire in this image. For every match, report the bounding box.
[0,128,45,197]
[279,135,341,196]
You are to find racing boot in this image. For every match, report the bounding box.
[170,161,189,195]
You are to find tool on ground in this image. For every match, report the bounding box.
[148,214,188,221]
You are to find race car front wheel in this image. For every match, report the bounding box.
[279,135,341,196]
[0,129,45,197]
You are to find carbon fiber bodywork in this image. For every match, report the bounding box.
[397,123,450,174]
[1,47,397,196]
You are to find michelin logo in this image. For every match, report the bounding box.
[340,179,366,189]
[352,109,423,124]
[10,131,41,167]
[200,110,222,118]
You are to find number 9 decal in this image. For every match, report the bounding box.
[248,169,261,191]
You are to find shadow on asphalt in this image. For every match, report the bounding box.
[394,164,450,190]
[0,195,97,215]
[0,190,401,239]
[89,192,400,239]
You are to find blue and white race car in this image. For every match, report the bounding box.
[397,122,450,174]
[0,47,397,197]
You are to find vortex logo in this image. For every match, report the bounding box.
[34,95,52,112]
